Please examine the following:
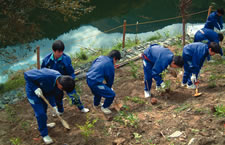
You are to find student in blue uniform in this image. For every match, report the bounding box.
[182,42,221,89]
[142,44,184,98]
[24,68,75,144]
[194,28,224,56]
[41,40,89,115]
[204,8,224,30]
[86,50,121,114]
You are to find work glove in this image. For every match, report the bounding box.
[160,82,166,89]
[156,82,166,91]
[34,88,43,97]
[191,74,197,84]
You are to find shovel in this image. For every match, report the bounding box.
[193,81,202,97]
[40,95,70,130]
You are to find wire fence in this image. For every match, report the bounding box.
[0,8,210,70]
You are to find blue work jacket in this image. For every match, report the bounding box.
[204,11,223,30]
[182,42,209,75]
[194,28,220,44]
[143,44,173,83]
[41,53,75,79]
[24,68,61,97]
[86,56,114,88]
[194,28,223,56]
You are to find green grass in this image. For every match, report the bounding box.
[77,115,98,140]
[114,111,139,128]
[214,104,225,117]
[146,32,162,41]
[71,38,139,68]
[0,71,25,95]
[174,104,190,113]
[125,96,145,104]
[128,61,139,79]
[10,137,22,145]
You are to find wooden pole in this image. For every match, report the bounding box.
[135,21,139,45]
[122,20,127,49]
[207,6,212,19]
[36,46,40,69]
[182,17,186,47]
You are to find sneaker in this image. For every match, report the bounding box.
[101,106,112,114]
[43,135,53,144]
[181,83,187,87]
[144,91,151,98]
[81,108,90,113]
[47,122,56,128]
[187,84,196,89]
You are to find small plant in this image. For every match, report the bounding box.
[5,104,17,123]
[10,137,21,145]
[191,128,200,134]
[125,113,139,128]
[158,69,171,92]
[128,61,139,79]
[77,115,98,140]
[114,111,139,128]
[163,31,170,38]
[133,132,142,143]
[214,104,225,117]
[125,96,145,104]
[174,104,190,113]
[76,48,88,60]
[20,121,29,132]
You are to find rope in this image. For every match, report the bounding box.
[0,9,209,67]
[126,9,208,27]
[74,9,208,42]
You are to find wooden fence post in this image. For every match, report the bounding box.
[135,21,139,45]
[182,18,186,47]
[122,20,126,49]
[36,46,40,69]
[207,6,212,19]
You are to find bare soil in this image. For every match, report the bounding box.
[0,47,225,145]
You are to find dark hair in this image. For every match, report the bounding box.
[108,50,121,60]
[208,42,221,54]
[52,40,65,52]
[218,33,224,42]
[173,56,184,67]
[217,8,224,15]
[58,76,75,92]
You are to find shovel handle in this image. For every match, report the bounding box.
[40,95,70,129]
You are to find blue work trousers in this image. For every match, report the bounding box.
[87,80,115,108]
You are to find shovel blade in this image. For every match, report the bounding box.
[61,119,70,130]
[193,93,202,97]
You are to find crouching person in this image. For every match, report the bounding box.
[24,68,75,144]
[142,44,184,98]
[182,42,221,89]
[86,50,121,114]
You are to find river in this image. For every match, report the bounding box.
[0,0,224,83]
